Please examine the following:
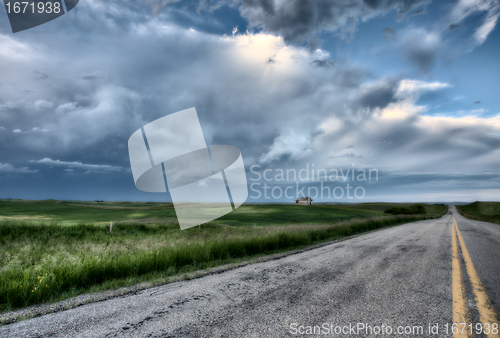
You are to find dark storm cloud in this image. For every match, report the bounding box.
[239,0,430,48]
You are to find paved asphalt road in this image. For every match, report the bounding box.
[1,206,499,337]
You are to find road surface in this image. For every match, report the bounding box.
[1,206,499,337]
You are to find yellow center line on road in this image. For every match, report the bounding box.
[452,218,470,338]
[453,216,500,338]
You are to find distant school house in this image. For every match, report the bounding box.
[295,197,313,205]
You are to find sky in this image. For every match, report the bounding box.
[0,0,500,203]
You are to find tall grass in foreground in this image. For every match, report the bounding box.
[0,211,446,311]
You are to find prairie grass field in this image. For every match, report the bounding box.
[0,200,447,312]
[457,201,500,224]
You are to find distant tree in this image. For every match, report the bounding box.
[408,204,426,214]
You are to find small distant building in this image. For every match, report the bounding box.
[295,197,313,205]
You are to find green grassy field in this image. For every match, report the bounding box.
[0,200,175,224]
[457,201,500,224]
[0,200,447,312]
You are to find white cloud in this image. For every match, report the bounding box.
[451,0,494,24]
[31,100,54,111]
[29,158,123,172]
[32,127,50,132]
[474,10,500,44]
[451,0,500,46]
[0,34,32,60]
[396,79,451,98]
[55,102,78,113]
[0,162,38,174]
[432,108,488,117]
[12,128,49,133]
[259,129,313,164]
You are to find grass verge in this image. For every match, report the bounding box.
[0,205,447,314]
[457,201,500,224]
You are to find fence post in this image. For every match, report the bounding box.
[110,220,113,233]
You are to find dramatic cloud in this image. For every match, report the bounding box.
[313,80,500,175]
[239,0,429,48]
[0,0,499,201]
[0,15,495,174]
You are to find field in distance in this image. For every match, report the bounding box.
[457,201,500,224]
[0,200,447,314]
[0,199,444,225]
